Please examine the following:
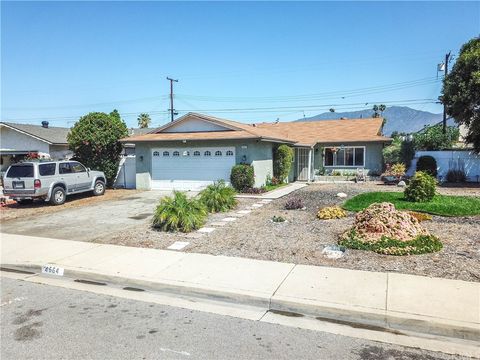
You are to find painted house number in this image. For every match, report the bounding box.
[41,264,64,276]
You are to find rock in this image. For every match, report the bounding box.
[336,192,348,198]
[321,245,345,259]
[397,180,406,187]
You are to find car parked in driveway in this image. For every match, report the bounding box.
[2,161,106,205]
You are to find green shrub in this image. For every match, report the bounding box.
[152,191,207,233]
[339,230,442,255]
[404,171,437,202]
[230,164,254,191]
[273,145,294,183]
[416,155,438,177]
[446,169,467,183]
[199,180,237,213]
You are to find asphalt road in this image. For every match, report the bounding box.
[0,277,459,360]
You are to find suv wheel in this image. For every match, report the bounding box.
[93,180,105,196]
[50,187,66,205]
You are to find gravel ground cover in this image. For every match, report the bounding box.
[0,189,140,222]
[97,182,479,282]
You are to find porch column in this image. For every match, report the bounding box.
[307,148,312,182]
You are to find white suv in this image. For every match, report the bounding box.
[2,161,106,205]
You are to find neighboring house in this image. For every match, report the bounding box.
[122,112,391,191]
[0,121,72,174]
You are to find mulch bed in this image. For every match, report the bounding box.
[95,183,480,282]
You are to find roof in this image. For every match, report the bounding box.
[122,112,391,146]
[1,122,70,145]
[128,127,155,136]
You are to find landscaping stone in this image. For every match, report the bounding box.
[210,222,228,227]
[237,210,252,214]
[397,180,406,187]
[336,192,348,198]
[198,227,215,233]
[251,204,264,208]
[167,241,190,250]
[221,217,237,222]
[321,245,346,259]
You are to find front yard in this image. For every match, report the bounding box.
[97,183,480,282]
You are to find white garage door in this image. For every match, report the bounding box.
[151,147,236,190]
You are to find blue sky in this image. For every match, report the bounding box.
[2,1,479,128]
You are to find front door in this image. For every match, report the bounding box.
[296,148,309,181]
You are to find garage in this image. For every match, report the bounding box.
[151,147,236,190]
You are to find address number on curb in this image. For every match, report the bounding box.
[41,264,64,276]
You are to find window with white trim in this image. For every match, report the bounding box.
[193,151,200,156]
[226,150,234,156]
[153,151,160,157]
[324,147,365,167]
[204,151,211,156]
[215,150,222,156]
[163,151,169,157]
[173,151,180,157]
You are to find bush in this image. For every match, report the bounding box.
[273,145,294,183]
[285,197,304,210]
[199,180,237,213]
[413,125,460,151]
[339,232,442,255]
[382,137,402,165]
[446,169,467,183]
[272,215,286,223]
[317,206,347,220]
[152,191,207,233]
[404,171,436,202]
[338,202,442,255]
[230,164,254,191]
[416,155,438,177]
[68,110,128,186]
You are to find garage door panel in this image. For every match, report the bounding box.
[151,147,235,190]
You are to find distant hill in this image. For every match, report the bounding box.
[296,106,453,135]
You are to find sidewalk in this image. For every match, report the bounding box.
[1,233,479,343]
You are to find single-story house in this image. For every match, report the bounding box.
[122,112,391,191]
[0,121,72,174]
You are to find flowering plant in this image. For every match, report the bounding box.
[317,206,347,220]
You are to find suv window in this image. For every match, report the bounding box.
[39,163,56,176]
[6,164,34,178]
[70,162,86,173]
[59,163,73,174]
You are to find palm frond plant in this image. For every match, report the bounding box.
[199,180,237,213]
[152,191,207,233]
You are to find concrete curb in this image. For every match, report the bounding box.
[2,262,479,343]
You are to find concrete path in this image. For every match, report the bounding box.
[235,182,307,199]
[1,233,479,349]
[0,191,171,241]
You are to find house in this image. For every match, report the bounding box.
[122,112,391,191]
[0,121,72,174]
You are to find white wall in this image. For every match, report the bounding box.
[163,118,230,133]
[114,156,136,189]
[0,127,50,153]
[408,150,480,182]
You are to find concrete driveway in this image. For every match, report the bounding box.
[0,191,173,241]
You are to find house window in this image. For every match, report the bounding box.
[173,151,180,157]
[193,151,200,156]
[226,150,234,156]
[204,151,211,156]
[324,147,365,167]
[215,151,222,156]
[163,151,169,157]
[153,151,160,157]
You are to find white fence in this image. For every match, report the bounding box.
[407,150,480,182]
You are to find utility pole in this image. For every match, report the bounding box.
[442,51,451,134]
[166,77,178,122]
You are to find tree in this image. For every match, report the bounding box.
[442,37,480,152]
[137,113,151,128]
[414,124,460,150]
[382,137,402,165]
[273,145,294,183]
[68,110,128,186]
[372,104,386,118]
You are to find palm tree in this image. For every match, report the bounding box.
[372,105,380,118]
[137,113,151,128]
[379,104,386,116]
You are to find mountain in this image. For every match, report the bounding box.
[296,106,452,135]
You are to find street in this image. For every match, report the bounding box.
[0,277,460,360]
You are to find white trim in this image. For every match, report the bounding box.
[0,123,53,145]
[323,146,366,167]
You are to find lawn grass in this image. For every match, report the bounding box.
[343,191,480,217]
[263,183,288,192]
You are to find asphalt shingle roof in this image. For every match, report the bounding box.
[1,122,70,145]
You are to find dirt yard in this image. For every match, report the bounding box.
[0,189,140,222]
[99,183,480,282]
